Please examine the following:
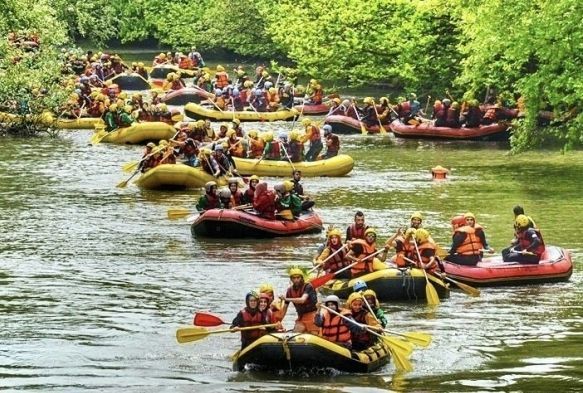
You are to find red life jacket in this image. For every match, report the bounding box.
[230,190,244,206]
[350,239,376,276]
[285,283,317,316]
[321,309,352,344]
[348,224,368,240]
[411,241,436,267]
[266,141,281,159]
[240,308,264,342]
[307,125,320,142]
[455,225,485,256]
[323,243,348,273]
[171,80,183,90]
[518,229,545,257]
[244,187,255,203]
[215,72,229,88]
[351,309,373,347]
[249,139,264,158]
[205,193,220,209]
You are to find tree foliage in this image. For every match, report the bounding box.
[2,0,581,149]
[0,0,71,135]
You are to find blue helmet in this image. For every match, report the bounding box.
[254,88,263,96]
[353,280,367,292]
[232,89,240,97]
[214,88,222,95]
[264,81,273,89]
[323,124,333,135]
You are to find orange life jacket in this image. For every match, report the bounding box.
[350,239,376,276]
[228,139,245,158]
[394,236,414,267]
[455,225,484,256]
[248,138,264,158]
[411,241,436,266]
[321,309,352,344]
[215,71,229,88]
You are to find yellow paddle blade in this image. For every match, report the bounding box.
[360,122,367,135]
[426,273,448,289]
[122,161,139,173]
[116,179,130,188]
[382,335,414,357]
[387,345,413,372]
[400,332,432,348]
[276,210,293,220]
[379,125,387,134]
[167,208,192,219]
[446,277,481,297]
[436,245,448,258]
[229,349,242,362]
[90,131,105,145]
[176,327,211,343]
[425,281,441,306]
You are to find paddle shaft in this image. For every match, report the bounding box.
[371,100,387,134]
[309,244,347,273]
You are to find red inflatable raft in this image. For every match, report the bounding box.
[389,119,510,141]
[191,209,323,238]
[324,115,382,134]
[161,87,213,106]
[442,246,573,286]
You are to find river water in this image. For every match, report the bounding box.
[1,53,582,391]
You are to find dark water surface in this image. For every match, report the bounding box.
[1,120,582,392]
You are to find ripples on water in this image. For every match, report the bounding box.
[0,128,581,392]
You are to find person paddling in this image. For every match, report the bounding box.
[279,267,319,334]
[231,291,279,349]
[314,295,359,349]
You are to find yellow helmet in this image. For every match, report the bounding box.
[124,105,133,113]
[220,122,229,129]
[415,228,430,243]
[201,148,212,156]
[159,53,166,59]
[226,129,236,138]
[289,130,299,141]
[309,78,317,85]
[410,211,423,221]
[108,104,118,112]
[159,103,168,112]
[464,212,476,220]
[328,228,342,239]
[263,131,273,142]
[268,87,277,94]
[287,266,305,279]
[248,130,258,138]
[363,97,374,105]
[137,62,144,67]
[515,214,530,229]
[283,180,294,192]
[301,118,311,127]
[131,62,137,67]
[216,65,225,72]
[362,289,380,308]
[249,175,260,182]
[243,80,254,88]
[346,292,364,308]
[333,97,341,104]
[158,139,168,146]
[364,227,377,238]
[405,228,417,238]
[261,70,269,77]
[232,118,241,125]
[259,283,274,294]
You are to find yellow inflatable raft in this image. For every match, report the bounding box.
[1,111,103,130]
[184,103,299,122]
[134,163,230,190]
[97,122,176,144]
[233,333,391,373]
[232,154,354,177]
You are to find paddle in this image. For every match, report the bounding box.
[116,168,141,188]
[176,323,277,344]
[121,145,164,173]
[383,329,432,348]
[424,95,432,115]
[279,141,297,174]
[352,102,368,134]
[309,244,348,273]
[435,272,480,297]
[321,305,413,372]
[168,204,252,219]
[91,124,111,145]
[371,100,387,134]
[412,239,441,306]
[360,294,414,355]
[310,249,385,289]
